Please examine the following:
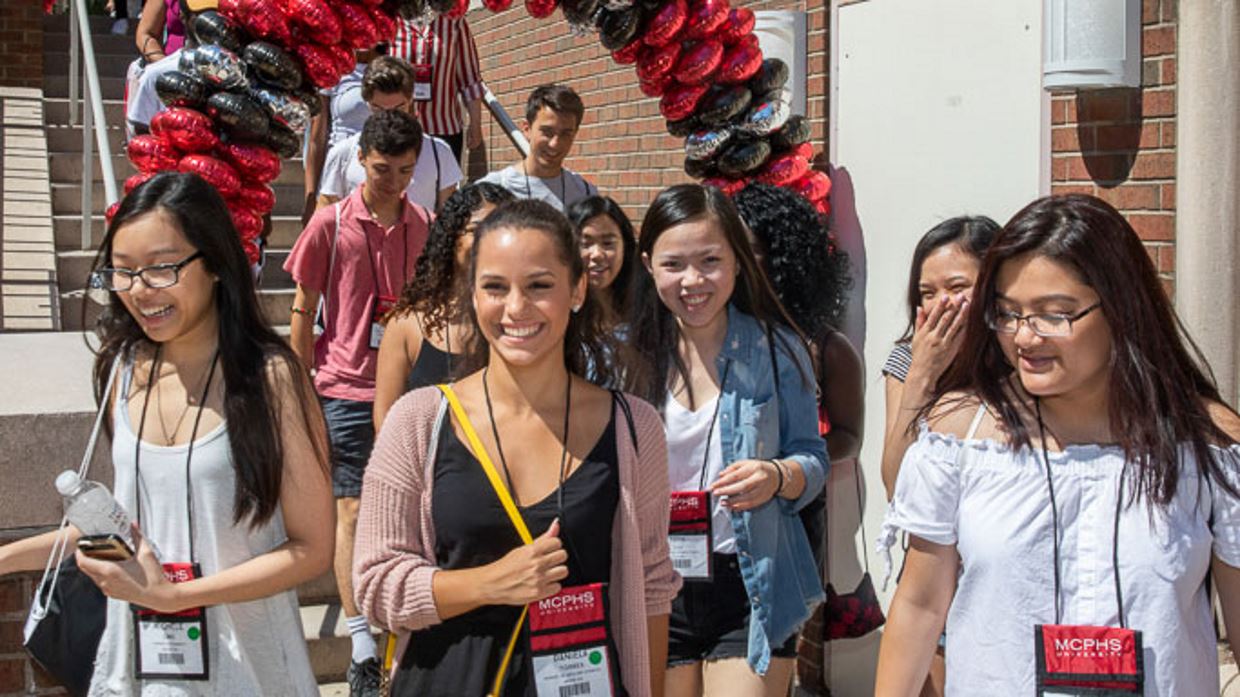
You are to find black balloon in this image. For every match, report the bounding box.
[243,42,303,92]
[683,156,718,179]
[666,115,699,137]
[695,84,751,127]
[207,91,271,141]
[265,122,301,159]
[769,114,811,151]
[748,58,789,97]
[429,0,454,13]
[638,0,661,11]
[597,5,642,50]
[563,0,602,27]
[250,87,310,133]
[155,70,209,109]
[717,137,770,177]
[296,87,323,117]
[192,11,243,53]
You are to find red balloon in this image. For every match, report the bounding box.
[232,182,277,215]
[335,3,378,49]
[786,170,831,202]
[525,0,558,19]
[218,0,244,16]
[218,141,282,182]
[229,206,265,241]
[235,0,293,46]
[294,43,343,89]
[758,153,810,187]
[286,0,342,45]
[105,201,122,224]
[701,176,746,196]
[716,6,754,45]
[446,0,469,17]
[790,142,814,162]
[179,154,242,198]
[682,0,729,41]
[660,82,709,121]
[673,40,723,85]
[812,197,831,216]
[643,0,687,47]
[717,37,762,84]
[612,37,644,64]
[639,72,674,97]
[358,0,383,6]
[484,0,513,9]
[327,42,356,76]
[123,171,156,195]
[127,134,181,173]
[368,5,397,42]
[149,107,219,153]
[637,41,681,82]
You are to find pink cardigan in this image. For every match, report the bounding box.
[353,386,682,697]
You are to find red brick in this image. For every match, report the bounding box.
[1128,213,1175,240]
[0,659,24,693]
[1160,182,1176,209]
[1159,244,1176,272]
[1130,152,1176,179]
[1142,88,1176,118]
[1087,123,1143,152]
[1052,184,1096,197]
[1096,183,1160,210]
[1162,0,1177,23]
[0,577,24,613]
[1161,57,1177,85]
[1142,26,1176,56]
[1142,0,1160,23]
[1078,89,1140,123]
[1161,122,1177,147]
[1051,126,1079,152]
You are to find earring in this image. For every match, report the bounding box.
[571,304,581,314]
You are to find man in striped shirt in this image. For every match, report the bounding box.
[390,14,485,160]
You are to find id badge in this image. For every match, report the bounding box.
[412,64,432,101]
[369,295,397,350]
[133,562,209,680]
[669,491,712,580]
[528,583,617,697]
[1034,624,1144,695]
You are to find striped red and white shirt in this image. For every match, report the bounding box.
[390,16,485,137]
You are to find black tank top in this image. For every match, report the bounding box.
[390,404,626,697]
[405,338,456,392]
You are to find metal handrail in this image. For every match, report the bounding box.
[483,85,528,159]
[69,0,120,250]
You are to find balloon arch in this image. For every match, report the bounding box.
[115,0,832,262]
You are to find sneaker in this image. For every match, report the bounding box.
[346,657,381,697]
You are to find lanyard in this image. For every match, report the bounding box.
[522,161,567,207]
[134,346,220,563]
[695,359,730,491]
[1035,398,1127,627]
[481,366,573,517]
[360,213,410,302]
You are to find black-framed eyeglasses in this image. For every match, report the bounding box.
[987,302,1101,338]
[91,252,204,292]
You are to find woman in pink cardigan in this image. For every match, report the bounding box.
[354,199,681,697]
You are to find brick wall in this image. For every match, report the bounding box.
[466,0,830,228]
[0,4,44,90]
[1050,0,1178,292]
[0,529,69,696]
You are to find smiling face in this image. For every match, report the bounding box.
[522,106,579,174]
[580,214,624,291]
[993,253,1112,401]
[919,242,982,308]
[644,215,737,333]
[110,209,218,346]
[473,225,586,368]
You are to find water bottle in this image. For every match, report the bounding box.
[55,470,136,555]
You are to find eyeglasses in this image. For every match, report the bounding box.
[91,252,204,292]
[987,302,1101,337]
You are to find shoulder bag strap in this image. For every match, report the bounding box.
[611,391,639,456]
[437,384,529,697]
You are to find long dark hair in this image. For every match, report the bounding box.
[626,184,810,408]
[456,199,617,384]
[733,182,852,338]
[566,195,638,319]
[898,215,1000,343]
[391,183,514,336]
[928,193,1239,507]
[92,172,328,528]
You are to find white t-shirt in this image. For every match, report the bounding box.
[880,421,1240,696]
[126,50,181,130]
[665,391,735,553]
[318,132,461,211]
[477,164,597,213]
[323,63,368,148]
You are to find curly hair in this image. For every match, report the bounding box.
[733,182,852,338]
[391,183,514,336]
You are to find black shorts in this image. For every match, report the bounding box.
[321,396,375,498]
[668,553,797,666]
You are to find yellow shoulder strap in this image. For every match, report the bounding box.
[437,384,530,697]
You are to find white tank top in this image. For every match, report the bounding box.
[88,356,317,696]
[665,391,735,553]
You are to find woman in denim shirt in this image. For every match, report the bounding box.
[627,184,828,696]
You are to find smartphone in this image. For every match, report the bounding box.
[77,534,135,561]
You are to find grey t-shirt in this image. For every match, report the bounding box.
[478,164,597,212]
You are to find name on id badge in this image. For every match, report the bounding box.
[369,294,398,350]
[1034,623,1143,695]
[669,491,712,580]
[133,562,209,680]
[529,583,617,697]
[412,64,433,101]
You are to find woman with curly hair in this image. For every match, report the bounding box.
[373,183,514,431]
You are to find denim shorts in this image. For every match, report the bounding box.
[668,553,797,666]
[321,397,375,498]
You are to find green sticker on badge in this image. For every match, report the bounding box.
[589,650,602,665]
[187,626,200,641]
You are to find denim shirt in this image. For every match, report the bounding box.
[715,305,829,673]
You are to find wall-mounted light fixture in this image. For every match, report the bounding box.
[1043,0,1141,91]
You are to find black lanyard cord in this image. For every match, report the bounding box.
[1034,398,1127,628]
[361,213,411,302]
[696,360,731,491]
[135,346,220,564]
[522,161,567,207]
[481,366,572,517]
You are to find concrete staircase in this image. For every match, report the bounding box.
[39,12,352,693]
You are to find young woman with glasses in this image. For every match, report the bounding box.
[0,172,334,694]
[875,194,1240,696]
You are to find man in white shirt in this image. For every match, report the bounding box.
[478,83,597,212]
[317,56,461,213]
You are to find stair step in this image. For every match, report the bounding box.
[48,124,126,154]
[58,289,105,332]
[42,12,133,35]
[45,98,126,127]
[44,75,126,101]
[48,150,306,187]
[44,51,137,78]
[260,287,295,326]
[52,214,305,251]
[53,181,307,217]
[41,32,140,58]
[318,684,348,696]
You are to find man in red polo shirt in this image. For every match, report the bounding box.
[284,108,430,697]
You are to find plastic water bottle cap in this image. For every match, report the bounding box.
[54,470,82,496]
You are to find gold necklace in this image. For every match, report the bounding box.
[154,357,215,446]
